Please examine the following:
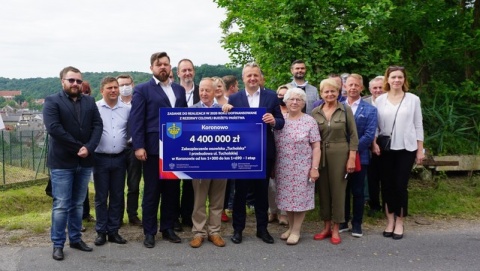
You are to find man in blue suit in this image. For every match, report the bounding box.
[340,73,377,237]
[222,62,285,244]
[43,66,103,260]
[129,52,188,248]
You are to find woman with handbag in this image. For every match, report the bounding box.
[311,78,358,245]
[374,66,424,240]
[273,87,321,245]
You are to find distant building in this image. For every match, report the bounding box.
[0,90,22,100]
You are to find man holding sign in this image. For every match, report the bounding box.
[129,52,187,248]
[189,77,227,248]
[222,62,285,244]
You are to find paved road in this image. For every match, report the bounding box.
[1,224,479,271]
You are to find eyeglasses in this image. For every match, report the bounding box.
[287,98,304,103]
[63,78,83,85]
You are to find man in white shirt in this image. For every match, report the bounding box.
[175,59,199,230]
[93,77,130,246]
[117,74,142,227]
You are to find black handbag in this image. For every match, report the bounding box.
[376,135,391,152]
[377,94,405,152]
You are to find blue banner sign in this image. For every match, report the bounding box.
[159,107,267,179]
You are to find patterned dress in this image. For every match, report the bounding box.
[274,113,321,212]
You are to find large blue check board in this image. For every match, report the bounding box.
[159,107,267,179]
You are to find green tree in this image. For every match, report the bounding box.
[214,0,480,155]
[214,0,480,88]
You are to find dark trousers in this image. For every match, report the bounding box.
[142,155,180,235]
[223,179,235,210]
[125,147,142,219]
[232,160,273,233]
[82,188,90,219]
[93,153,127,233]
[380,150,416,217]
[179,179,194,226]
[345,165,368,226]
[368,154,382,211]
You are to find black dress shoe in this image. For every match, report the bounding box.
[256,230,274,244]
[129,216,143,226]
[70,240,93,252]
[383,231,394,238]
[108,232,127,244]
[173,220,183,232]
[231,231,242,244]
[52,247,64,261]
[94,233,107,246]
[162,229,181,243]
[392,233,404,240]
[144,234,155,248]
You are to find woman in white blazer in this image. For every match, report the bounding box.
[374,66,424,240]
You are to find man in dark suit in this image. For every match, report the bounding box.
[129,52,188,248]
[43,66,103,260]
[174,58,200,231]
[222,62,285,244]
[341,73,377,237]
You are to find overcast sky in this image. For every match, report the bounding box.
[0,0,231,79]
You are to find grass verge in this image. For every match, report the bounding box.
[0,174,479,243]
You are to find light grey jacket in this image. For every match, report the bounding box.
[286,81,319,115]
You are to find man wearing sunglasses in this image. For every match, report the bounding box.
[43,66,103,260]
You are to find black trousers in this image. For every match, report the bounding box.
[379,149,416,217]
[368,154,382,211]
[142,155,180,235]
[232,160,273,233]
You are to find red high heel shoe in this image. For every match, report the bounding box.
[313,230,332,240]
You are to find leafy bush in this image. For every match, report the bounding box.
[420,81,480,155]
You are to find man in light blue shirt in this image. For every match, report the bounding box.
[93,76,130,246]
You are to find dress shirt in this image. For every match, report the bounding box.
[119,96,132,107]
[246,88,261,108]
[200,101,219,108]
[153,76,177,107]
[95,99,130,154]
[346,97,361,115]
[186,87,195,107]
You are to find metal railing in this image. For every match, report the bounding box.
[1,129,49,189]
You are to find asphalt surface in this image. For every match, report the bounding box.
[1,224,479,271]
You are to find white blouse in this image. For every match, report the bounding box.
[376,92,424,151]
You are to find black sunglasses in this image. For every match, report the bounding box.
[64,78,83,84]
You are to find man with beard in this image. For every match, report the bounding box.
[286,60,319,114]
[43,66,103,260]
[129,52,188,248]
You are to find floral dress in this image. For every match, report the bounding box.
[274,113,320,211]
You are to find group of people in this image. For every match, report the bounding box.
[44,53,424,261]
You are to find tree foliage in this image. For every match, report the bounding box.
[0,64,242,107]
[214,0,480,155]
[214,0,480,89]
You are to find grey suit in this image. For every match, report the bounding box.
[286,81,319,114]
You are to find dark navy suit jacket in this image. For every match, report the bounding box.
[227,88,285,161]
[129,78,187,155]
[43,91,103,168]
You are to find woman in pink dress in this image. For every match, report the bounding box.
[274,88,321,245]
